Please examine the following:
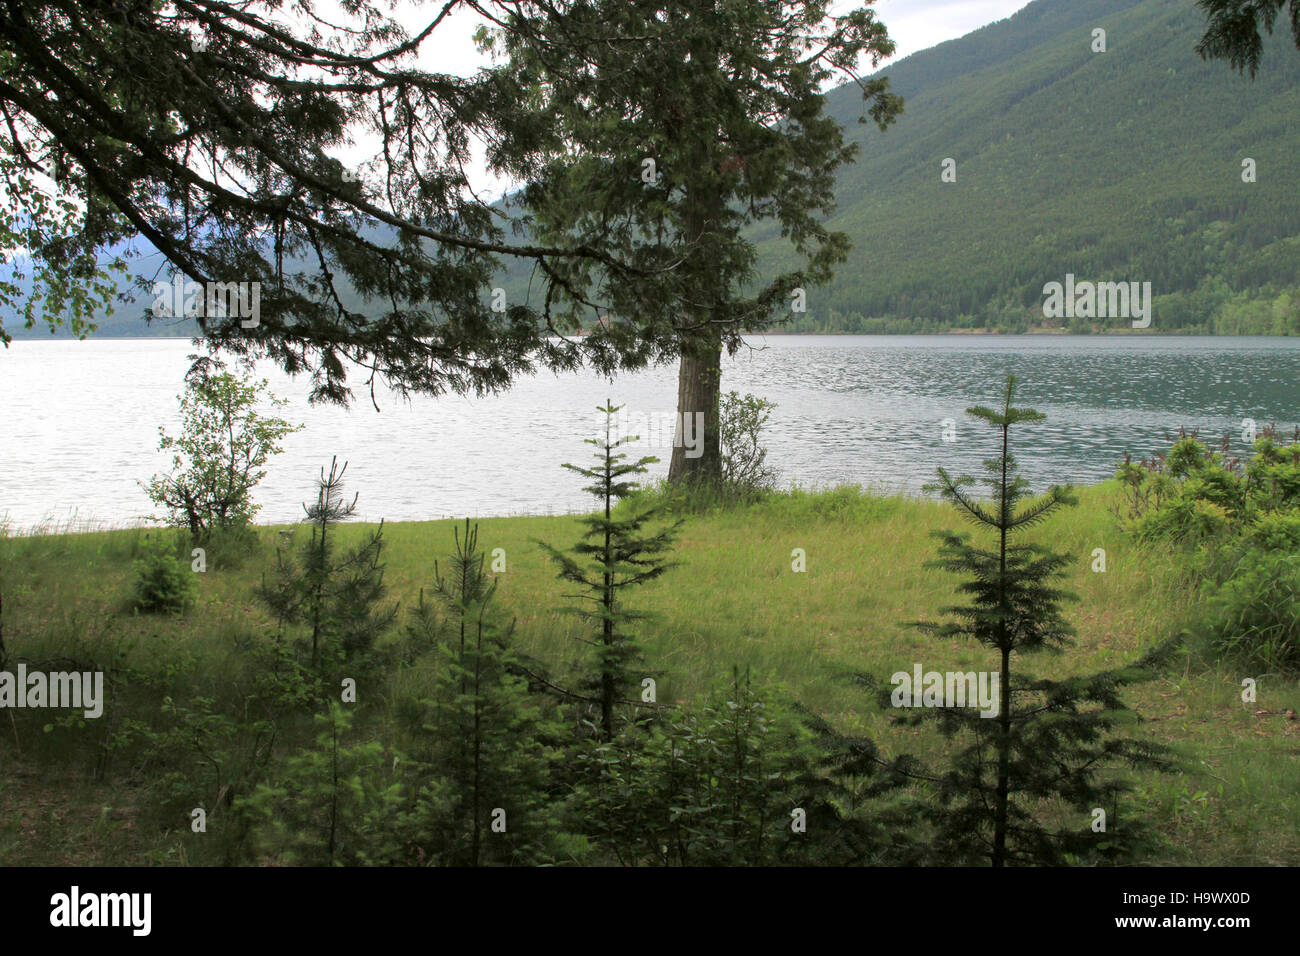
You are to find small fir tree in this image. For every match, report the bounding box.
[413,520,561,866]
[539,401,682,740]
[573,670,872,866]
[891,376,1168,866]
[248,702,407,866]
[132,532,198,614]
[260,457,395,672]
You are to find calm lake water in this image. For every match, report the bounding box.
[3,335,1299,532]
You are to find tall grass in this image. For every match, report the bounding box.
[0,481,1296,864]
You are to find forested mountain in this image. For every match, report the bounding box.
[8,0,1300,339]
[779,0,1300,333]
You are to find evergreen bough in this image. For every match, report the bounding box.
[414,519,561,866]
[132,532,197,614]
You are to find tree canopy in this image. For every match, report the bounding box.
[7,0,843,402]
[1197,0,1300,76]
[490,0,898,480]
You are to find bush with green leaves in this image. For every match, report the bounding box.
[1199,548,1300,674]
[572,671,860,866]
[247,702,408,866]
[1116,427,1300,543]
[131,534,197,614]
[720,390,778,495]
[106,691,276,864]
[145,362,300,538]
[1116,427,1300,672]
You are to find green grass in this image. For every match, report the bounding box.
[1,481,1297,865]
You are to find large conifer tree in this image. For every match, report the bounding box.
[1197,0,1300,75]
[493,1,901,483]
[0,1,746,400]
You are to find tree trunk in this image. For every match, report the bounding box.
[601,469,616,740]
[668,328,723,484]
[992,421,1012,868]
[993,644,1010,867]
[668,167,725,485]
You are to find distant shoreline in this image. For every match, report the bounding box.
[8,327,1283,342]
[752,327,1154,336]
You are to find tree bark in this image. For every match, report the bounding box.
[667,327,723,484]
[601,458,616,740]
[668,175,725,485]
[992,421,1012,868]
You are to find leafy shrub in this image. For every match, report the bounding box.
[106,690,276,862]
[132,536,197,613]
[1131,494,1232,544]
[1117,428,1300,675]
[1246,511,1300,551]
[719,390,778,495]
[1245,431,1300,513]
[193,523,262,572]
[144,362,300,538]
[571,672,837,866]
[1200,548,1300,674]
[1117,427,1300,542]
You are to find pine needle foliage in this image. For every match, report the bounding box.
[414,519,561,866]
[539,401,682,740]
[890,376,1170,866]
[260,457,395,674]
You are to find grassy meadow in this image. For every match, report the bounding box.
[1,481,1297,865]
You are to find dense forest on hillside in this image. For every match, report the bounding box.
[779,0,1300,334]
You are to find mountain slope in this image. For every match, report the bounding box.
[785,0,1300,331]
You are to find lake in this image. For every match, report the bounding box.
[3,334,1298,532]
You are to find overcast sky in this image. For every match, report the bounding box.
[414,1,1032,77]
[866,0,1031,60]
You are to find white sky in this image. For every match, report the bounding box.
[866,0,1032,61]
[374,0,1033,198]
[406,1,1032,77]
